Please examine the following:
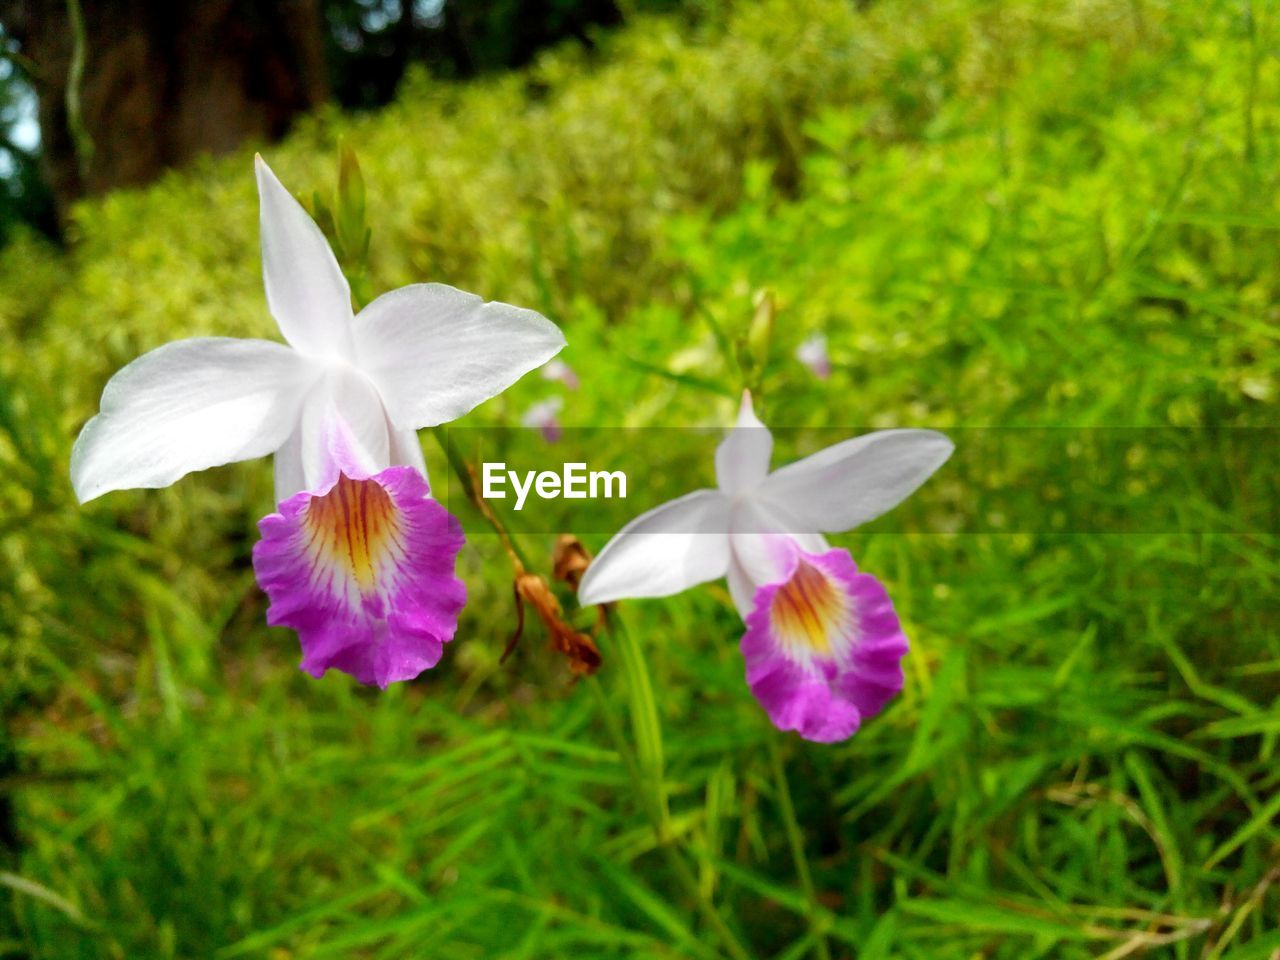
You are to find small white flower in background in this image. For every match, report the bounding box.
[71,155,566,687]
[577,392,952,742]
[795,332,831,380]
[522,395,565,443]
[541,358,580,390]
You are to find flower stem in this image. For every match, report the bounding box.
[430,426,531,572]
[428,426,749,957]
[586,645,754,960]
[768,738,831,960]
[64,0,94,178]
[609,615,668,832]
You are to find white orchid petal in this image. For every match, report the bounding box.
[273,424,307,504]
[759,428,954,533]
[725,498,829,620]
[577,489,732,606]
[715,390,772,494]
[389,424,429,485]
[71,337,313,503]
[352,283,566,430]
[256,155,354,359]
[274,373,425,502]
[727,536,831,620]
[730,528,831,593]
[727,557,755,621]
[291,368,393,494]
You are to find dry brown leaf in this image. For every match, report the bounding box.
[505,571,602,676]
[552,534,592,591]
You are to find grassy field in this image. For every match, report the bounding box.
[2,0,1279,956]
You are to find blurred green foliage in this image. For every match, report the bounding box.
[2,0,1279,957]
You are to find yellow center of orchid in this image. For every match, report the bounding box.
[303,473,402,593]
[769,559,851,657]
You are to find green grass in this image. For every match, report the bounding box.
[3,0,1280,957]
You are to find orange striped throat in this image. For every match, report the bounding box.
[768,558,855,660]
[302,473,407,602]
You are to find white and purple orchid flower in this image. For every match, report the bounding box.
[71,156,565,687]
[577,392,952,742]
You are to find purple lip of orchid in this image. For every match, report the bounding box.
[577,390,952,743]
[70,155,567,685]
[252,393,467,687]
[741,540,908,743]
[254,466,466,688]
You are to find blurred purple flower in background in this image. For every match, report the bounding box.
[522,395,565,443]
[541,358,580,390]
[795,332,832,380]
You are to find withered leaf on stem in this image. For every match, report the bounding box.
[552,534,592,591]
[504,572,602,677]
[555,533,612,632]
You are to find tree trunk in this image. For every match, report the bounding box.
[1,0,327,220]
